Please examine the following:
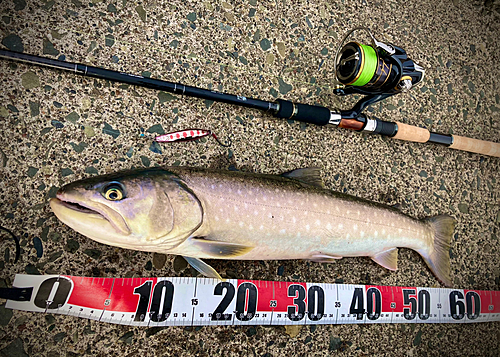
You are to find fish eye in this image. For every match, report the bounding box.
[103,183,125,201]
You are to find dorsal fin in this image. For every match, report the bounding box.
[281,167,324,188]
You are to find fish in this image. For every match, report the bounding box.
[49,167,456,286]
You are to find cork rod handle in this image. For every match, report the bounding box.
[391,122,500,158]
[449,135,500,157]
[392,122,430,143]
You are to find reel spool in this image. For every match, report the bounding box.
[334,27,425,96]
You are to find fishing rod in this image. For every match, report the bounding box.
[1,27,498,157]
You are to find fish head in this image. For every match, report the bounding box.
[49,168,203,252]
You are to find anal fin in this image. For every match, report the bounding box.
[371,248,398,271]
[183,256,224,281]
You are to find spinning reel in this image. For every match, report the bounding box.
[333,27,425,118]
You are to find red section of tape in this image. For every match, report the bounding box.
[65,277,113,310]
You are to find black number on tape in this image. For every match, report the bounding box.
[235,283,257,321]
[34,277,72,309]
[133,281,153,322]
[403,289,417,320]
[212,282,235,321]
[465,291,480,320]
[418,290,431,320]
[366,288,381,320]
[287,285,306,321]
[449,291,465,320]
[307,286,325,321]
[349,288,364,320]
[150,281,174,322]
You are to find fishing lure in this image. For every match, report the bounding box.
[155,129,231,147]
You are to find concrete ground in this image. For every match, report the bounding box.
[1,0,499,356]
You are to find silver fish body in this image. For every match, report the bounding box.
[50,167,455,286]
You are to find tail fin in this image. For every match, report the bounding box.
[419,215,456,287]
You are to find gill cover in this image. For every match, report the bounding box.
[155,175,204,251]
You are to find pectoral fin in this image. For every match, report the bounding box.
[310,253,343,263]
[183,256,224,281]
[188,238,253,258]
[371,248,398,271]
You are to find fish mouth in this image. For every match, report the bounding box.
[58,200,103,215]
[50,194,131,236]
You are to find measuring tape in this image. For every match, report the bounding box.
[5,274,500,326]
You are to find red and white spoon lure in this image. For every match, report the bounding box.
[155,129,231,147]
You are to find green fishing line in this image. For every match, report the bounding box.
[352,44,378,87]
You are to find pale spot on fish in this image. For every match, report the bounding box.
[237,189,241,195]
[215,216,219,221]
[226,218,230,223]
[357,211,360,215]
[211,185,215,189]
[259,225,264,230]
[382,229,386,234]
[338,224,343,229]
[336,206,340,212]
[374,231,378,237]
[315,220,321,226]
[254,210,259,215]
[327,210,330,214]
[398,228,402,233]
[239,221,244,227]
[353,224,358,231]
[360,231,365,237]
[313,203,317,208]
[292,217,296,223]
[244,203,248,209]
[296,232,301,238]
[249,225,254,230]
[326,223,332,230]
[280,229,286,234]
[306,225,310,231]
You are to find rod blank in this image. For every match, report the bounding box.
[1,49,499,158]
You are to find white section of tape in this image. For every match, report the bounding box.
[6,275,500,326]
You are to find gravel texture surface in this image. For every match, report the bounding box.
[0,0,499,356]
